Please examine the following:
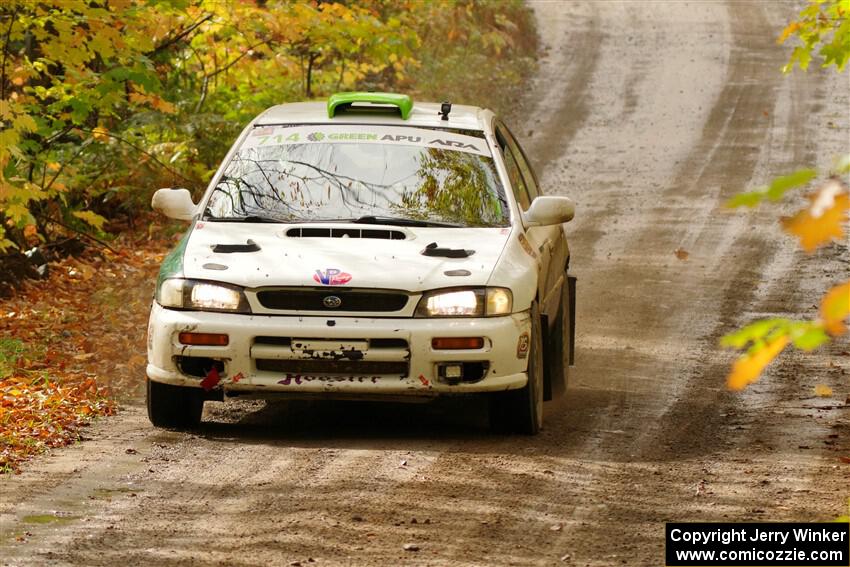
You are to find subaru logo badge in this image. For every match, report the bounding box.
[323,295,342,309]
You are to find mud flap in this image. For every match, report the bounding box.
[541,313,553,401]
[568,275,576,366]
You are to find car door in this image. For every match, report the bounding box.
[495,122,568,324]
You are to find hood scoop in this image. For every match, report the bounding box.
[286,227,406,240]
[421,242,475,259]
[212,240,261,253]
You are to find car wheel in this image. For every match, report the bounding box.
[489,301,544,435]
[548,273,571,398]
[146,378,204,429]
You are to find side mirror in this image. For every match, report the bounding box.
[151,188,197,221]
[523,195,575,226]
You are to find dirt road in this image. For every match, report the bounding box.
[2,2,848,565]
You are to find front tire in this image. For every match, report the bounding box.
[146,378,204,429]
[489,302,544,435]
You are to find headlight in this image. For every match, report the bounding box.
[415,287,513,317]
[156,279,250,313]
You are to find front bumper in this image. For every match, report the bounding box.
[146,303,531,397]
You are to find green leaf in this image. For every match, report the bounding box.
[721,318,789,349]
[727,168,818,208]
[726,190,766,208]
[789,323,830,351]
[765,168,817,200]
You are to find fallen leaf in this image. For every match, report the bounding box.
[839,456,850,464]
[550,524,563,531]
[402,543,420,552]
[674,248,689,260]
[815,384,833,398]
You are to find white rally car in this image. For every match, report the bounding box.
[147,92,575,434]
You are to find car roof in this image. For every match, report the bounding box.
[254,101,493,132]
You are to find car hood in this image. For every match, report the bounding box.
[181,222,512,291]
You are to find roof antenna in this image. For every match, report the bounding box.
[439,101,452,121]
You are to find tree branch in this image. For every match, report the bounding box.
[0,9,18,100]
[207,40,269,79]
[34,212,119,254]
[76,128,197,187]
[147,13,214,57]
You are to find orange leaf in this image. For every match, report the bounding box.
[727,335,789,391]
[781,181,849,252]
[777,21,800,44]
[820,280,850,336]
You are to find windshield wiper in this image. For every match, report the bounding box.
[349,215,460,228]
[204,214,283,223]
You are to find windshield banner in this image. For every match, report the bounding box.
[243,125,491,157]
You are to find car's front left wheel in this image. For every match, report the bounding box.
[146,378,204,429]
[489,301,544,434]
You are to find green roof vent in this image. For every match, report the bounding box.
[327,92,413,120]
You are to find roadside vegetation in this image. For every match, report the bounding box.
[0,0,536,282]
[722,0,849,391]
[0,0,537,472]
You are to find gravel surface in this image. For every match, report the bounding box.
[2,2,848,565]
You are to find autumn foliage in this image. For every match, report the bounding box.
[0,216,175,472]
[0,375,114,472]
[0,0,535,258]
[722,1,849,391]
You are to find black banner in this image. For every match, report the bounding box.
[666,523,849,566]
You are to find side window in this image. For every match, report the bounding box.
[500,123,540,201]
[495,126,532,211]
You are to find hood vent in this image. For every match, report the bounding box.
[286,227,406,240]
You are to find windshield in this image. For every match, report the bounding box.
[203,125,509,227]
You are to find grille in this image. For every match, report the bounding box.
[256,359,408,375]
[255,288,409,312]
[286,227,406,240]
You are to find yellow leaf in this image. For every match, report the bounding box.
[727,335,789,391]
[815,384,833,397]
[71,210,107,231]
[820,280,850,336]
[781,181,849,252]
[12,113,37,133]
[4,203,30,223]
[91,127,110,142]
